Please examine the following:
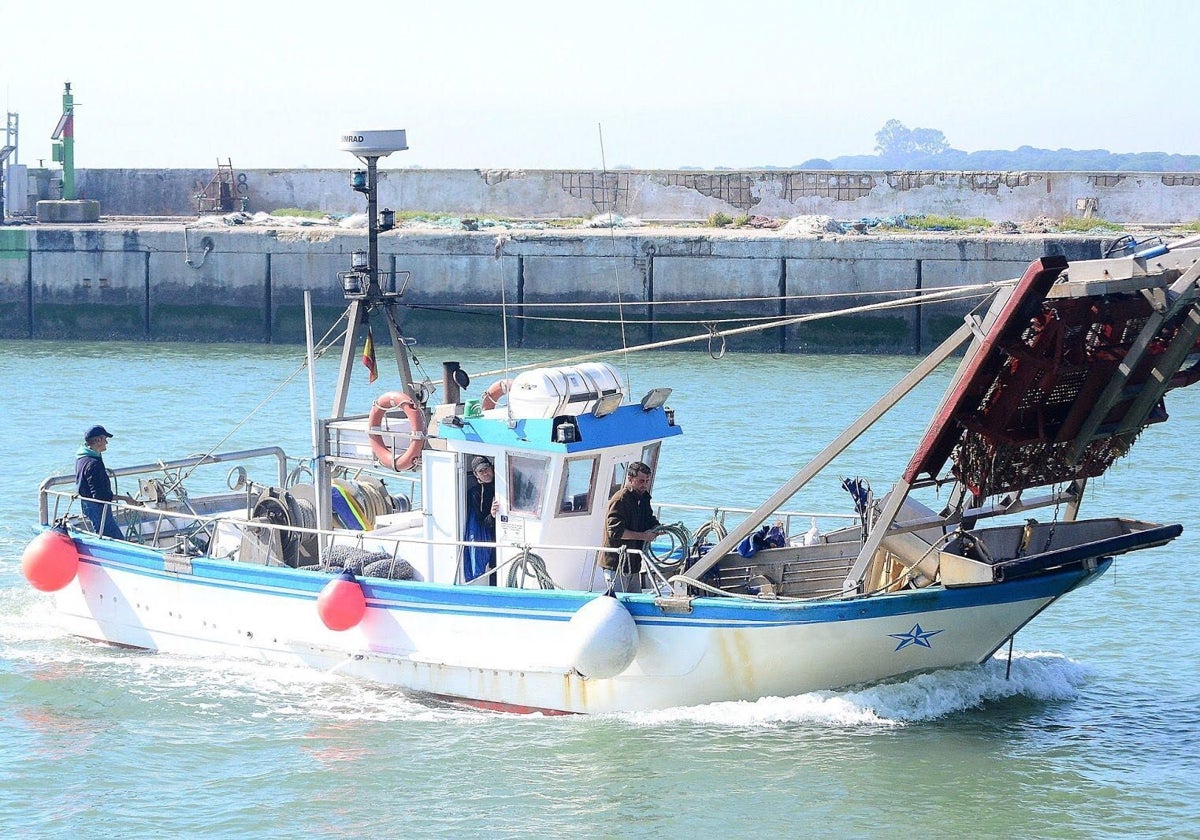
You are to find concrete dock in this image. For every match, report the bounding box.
[0,219,1121,353]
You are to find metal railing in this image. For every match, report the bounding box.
[39,447,289,526]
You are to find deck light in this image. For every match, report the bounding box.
[640,388,672,411]
[593,393,623,418]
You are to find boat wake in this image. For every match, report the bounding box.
[625,652,1092,728]
[0,591,478,723]
[0,587,64,643]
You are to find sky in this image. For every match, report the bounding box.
[3,0,1199,171]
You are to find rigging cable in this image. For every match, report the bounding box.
[426,281,992,309]
[598,122,634,395]
[173,309,352,485]
[495,233,513,419]
[470,279,1008,379]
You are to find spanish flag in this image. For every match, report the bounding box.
[362,328,378,383]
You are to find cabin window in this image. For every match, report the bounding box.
[640,443,660,477]
[508,454,549,516]
[609,465,625,499]
[556,456,599,517]
[609,443,661,498]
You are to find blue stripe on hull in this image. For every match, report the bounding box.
[73,535,1110,630]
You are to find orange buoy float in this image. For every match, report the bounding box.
[481,378,513,411]
[22,527,80,592]
[317,571,367,631]
[367,391,425,472]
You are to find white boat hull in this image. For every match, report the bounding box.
[53,537,1107,714]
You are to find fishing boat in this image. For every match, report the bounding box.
[22,132,1200,713]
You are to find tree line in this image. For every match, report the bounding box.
[793,120,1200,172]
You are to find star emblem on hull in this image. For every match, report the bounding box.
[889,623,945,651]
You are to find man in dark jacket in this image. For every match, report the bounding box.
[76,424,130,539]
[602,461,662,592]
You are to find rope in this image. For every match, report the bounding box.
[410,307,810,327]
[407,284,997,328]
[646,522,691,573]
[667,574,765,600]
[495,234,513,417]
[706,324,726,360]
[172,309,352,485]
[355,479,394,522]
[665,573,841,602]
[690,518,728,557]
[286,463,313,487]
[469,281,1005,378]
[855,529,960,597]
[505,549,556,590]
[425,281,997,309]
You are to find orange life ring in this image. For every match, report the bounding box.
[368,391,425,472]
[482,379,513,411]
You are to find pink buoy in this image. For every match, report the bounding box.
[22,528,80,592]
[317,571,366,631]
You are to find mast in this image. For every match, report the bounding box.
[331,130,413,419]
[316,131,412,534]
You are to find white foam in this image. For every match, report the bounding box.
[625,651,1091,727]
[0,587,68,644]
[0,591,478,723]
[110,650,485,724]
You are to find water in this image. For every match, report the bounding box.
[2,339,1199,838]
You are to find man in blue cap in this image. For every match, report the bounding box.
[76,425,132,539]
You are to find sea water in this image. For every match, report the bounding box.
[1,339,1198,838]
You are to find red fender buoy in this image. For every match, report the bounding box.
[22,528,80,592]
[481,378,513,411]
[317,571,367,631]
[367,391,425,472]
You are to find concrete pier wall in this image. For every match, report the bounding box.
[30,167,1200,223]
[0,224,1111,353]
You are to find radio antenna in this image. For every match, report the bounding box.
[598,123,633,394]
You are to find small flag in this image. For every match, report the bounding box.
[362,328,378,383]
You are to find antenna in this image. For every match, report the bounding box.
[598,123,633,395]
[339,130,408,295]
[494,234,514,425]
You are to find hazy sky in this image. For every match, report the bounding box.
[3,0,1198,170]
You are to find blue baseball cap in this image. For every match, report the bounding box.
[85,425,114,441]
